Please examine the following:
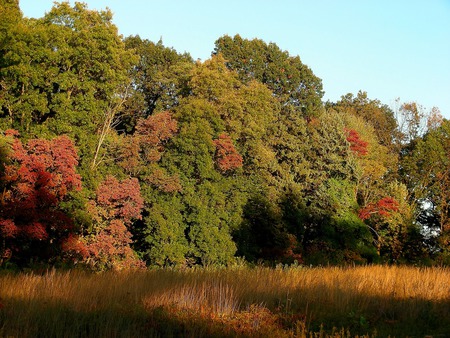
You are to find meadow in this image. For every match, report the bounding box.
[0,265,449,337]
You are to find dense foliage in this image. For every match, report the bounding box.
[0,1,447,269]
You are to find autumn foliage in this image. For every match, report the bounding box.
[118,111,178,172]
[0,130,82,263]
[358,197,400,221]
[83,176,145,270]
[136,111,178,162]
[213,133,243,172]
[345,128,369,156]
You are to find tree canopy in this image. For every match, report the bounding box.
[0,2,447,269]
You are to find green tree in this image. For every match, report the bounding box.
[214,34,324,117]
[123,35,193,125]
[292,111,376,264]
[0,0,21,52]
[401,120,450,260]
[0,2,136,183]
[134,55,281,266]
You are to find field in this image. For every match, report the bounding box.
[0,265,449,337]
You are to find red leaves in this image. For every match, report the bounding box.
[213,133,243,172]
[345,128,368,156]
[136,111,178,147]
[82,176,145,270]
[358,197,399,221]
[4,134,81,204]
[23,222,48,240]
[0,131,82,262]
[0,220,19,238]
[118,111,178,172]
[96,175,144,225]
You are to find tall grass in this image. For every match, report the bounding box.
[0,265,449,337]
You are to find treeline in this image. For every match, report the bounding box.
[0,1,448,270]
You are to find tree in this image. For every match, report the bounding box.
[122,36,193,131]
[290,112,377,264]
[0,130,82,265]
[214,34,324,117]
[394,99,443,145]
[401,120,450,260]
[329,91,399,152]
[0,0,21,52]
[133,55,281,266]
[0,2,136,183]
[82,175,145,271]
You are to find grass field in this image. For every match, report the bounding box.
[0,265,449,337]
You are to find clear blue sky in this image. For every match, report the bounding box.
[19,0,450,117]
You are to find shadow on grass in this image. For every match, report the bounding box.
[0,297,284,338]
[1,270,450,338]
[242,284,450,338]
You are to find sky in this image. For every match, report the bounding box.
[19,0,450,117]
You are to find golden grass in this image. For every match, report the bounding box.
[0,265,449,337]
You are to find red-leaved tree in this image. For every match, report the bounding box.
[345,128,369,156]
[135,111,178,162]
[213,133,243,172]
[83,175,145,270]
[358,197,400,221]
[358,197,401,256]
[0,130,83,265]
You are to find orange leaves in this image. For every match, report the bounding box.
[62,235,89,259]
[213,133,243,172]
[358,197,400,221]
[345,128,368,156]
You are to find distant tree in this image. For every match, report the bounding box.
[394,99,443,145]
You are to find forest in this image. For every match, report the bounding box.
[1,1,449,271]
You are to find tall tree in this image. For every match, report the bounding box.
[122,36,193,130]
[0,2,136,182]
[401,120,450,260]
[133,55,282,266]
[214,34,324,118]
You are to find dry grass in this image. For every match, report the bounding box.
[0,265,449,337]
